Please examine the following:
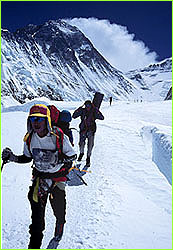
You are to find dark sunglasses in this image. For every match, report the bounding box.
[30,117,46,123]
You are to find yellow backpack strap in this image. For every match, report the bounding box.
[23,132,33,156]
[23,132,30,142]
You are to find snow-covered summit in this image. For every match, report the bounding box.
[126,57,172,101]
[142,57,172,72]
[1,19,136,106]
[1,19,171,105]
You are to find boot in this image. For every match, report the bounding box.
[46,236,61,249]
[78,153,84,161]
[46,223,64,249]
[86,157,90,166]
[28,232,43,249]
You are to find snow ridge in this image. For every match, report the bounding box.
[1,19,136,106]
[1,19,172,106]
[126,58,172,101]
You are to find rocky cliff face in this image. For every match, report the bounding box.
[1,20,136,105]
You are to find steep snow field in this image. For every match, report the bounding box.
[1,100,172,249]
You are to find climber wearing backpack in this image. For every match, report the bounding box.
[58,110,74,146]
[2,104,77,249]
[72,100,104,166]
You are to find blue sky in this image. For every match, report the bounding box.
[1,1,172,71]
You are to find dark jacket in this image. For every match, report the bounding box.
[72,105,104,134]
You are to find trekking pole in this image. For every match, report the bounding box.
[1,159,8,171]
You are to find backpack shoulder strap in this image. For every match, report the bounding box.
[51,127,64,154]
[23,132,30,142]
[23,132,32,156]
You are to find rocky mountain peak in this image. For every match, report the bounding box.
[126,57,172,101]
[141,58,172,72]
[1,19,171,106]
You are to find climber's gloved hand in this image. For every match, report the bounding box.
[2,148,18,162]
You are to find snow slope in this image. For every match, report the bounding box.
[1,100,172,249]
[152,129,172,185]
[125,58,172,102]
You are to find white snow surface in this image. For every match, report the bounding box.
[152,129,172,185]
[1,99,172,249]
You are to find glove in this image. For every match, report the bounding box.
[2,148,18,162]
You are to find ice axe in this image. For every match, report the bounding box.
[1,151,10,171]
